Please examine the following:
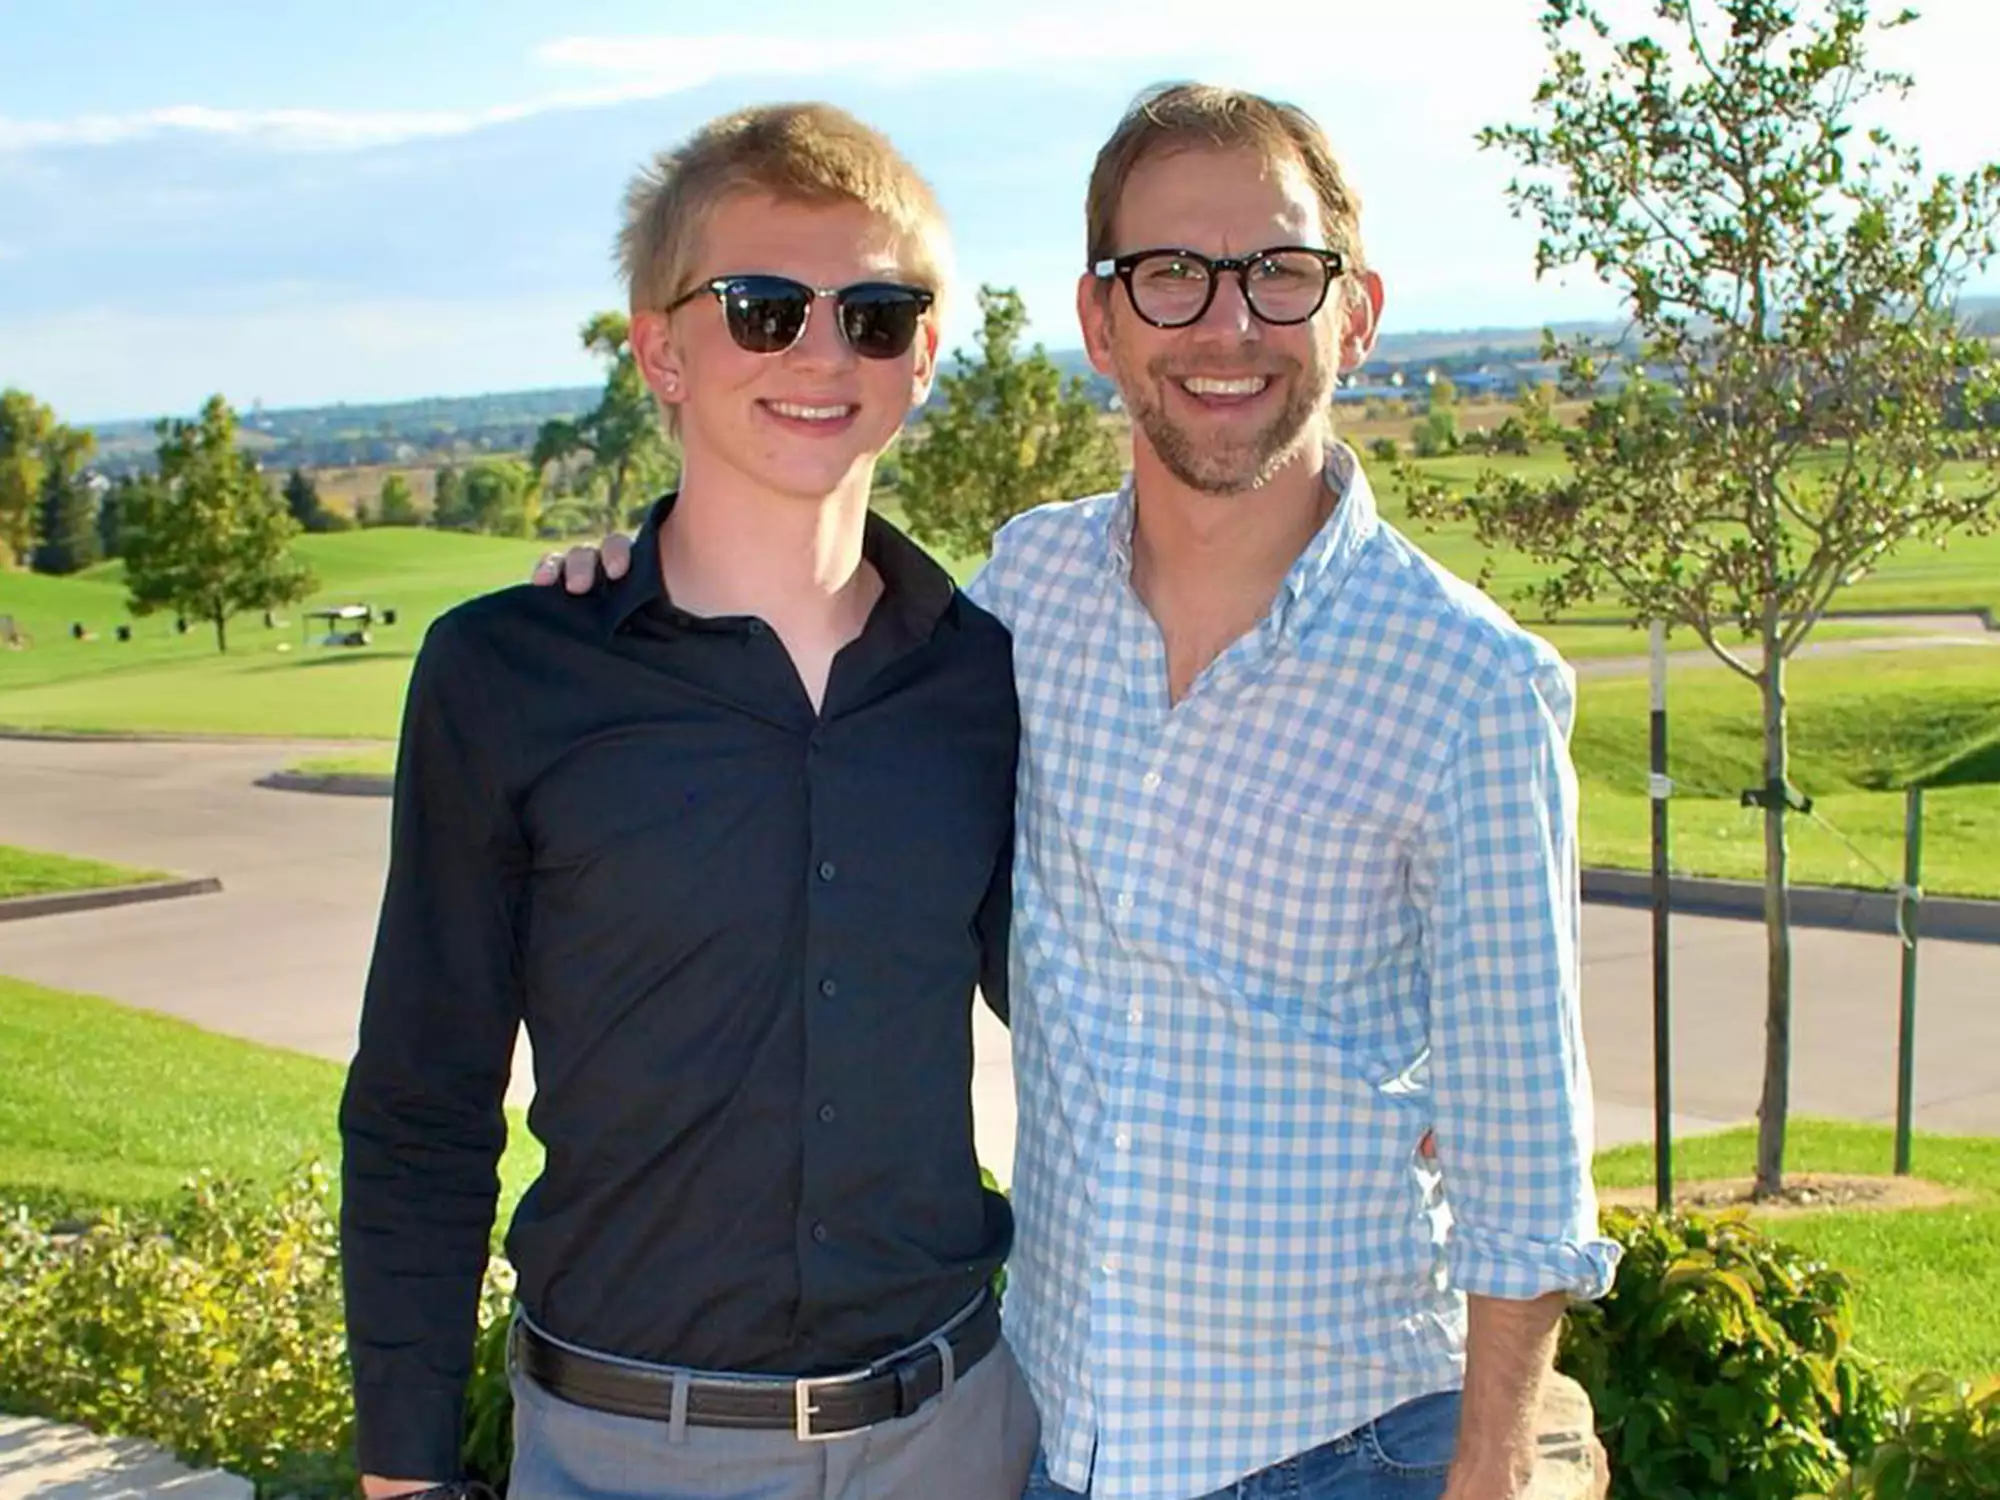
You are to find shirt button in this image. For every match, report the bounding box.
[1102,1253,1121,1274]
[747,620,768,636]
[1127,1006,1143,1024]
[812,1222,829,1244]
[1114,1131,1131,1151]
[819,977,838,998]
[818,1103,837,1124]
[1116,892,1134,912]
[817,860,837,882]
[1141,771,1162,792]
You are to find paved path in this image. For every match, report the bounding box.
[3,736,1997,1186]
[1571,617,1997,679]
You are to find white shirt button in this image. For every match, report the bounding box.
[1141,771,1162,792]
[1116,892,1135,911]
[1114,1131,1131,1150]
[1103,1253,1121,1274]
[1127,1006,1143,1024]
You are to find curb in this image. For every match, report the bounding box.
[1582,868,2000,946]
[0,876,224,924]
[0,1413,251,1500]
[257,770,394,797]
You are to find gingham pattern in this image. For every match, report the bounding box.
[967,448,1620,1500]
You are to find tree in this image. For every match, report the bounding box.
[32,426,99,575]
[1416,0,2000,1195]
[121,396,317,653]
[0,388,59,567]
[898,287,1124,558]
[98,474,138,559]
[431,465,467,530]
[374,472,421,527]
[531,313,678,532]
[440,458,536,536]
[283,466,352,533]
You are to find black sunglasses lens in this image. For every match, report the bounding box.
[720,277,811,354]
[837,286,927,359]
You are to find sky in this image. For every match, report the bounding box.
[2,0,1997,423]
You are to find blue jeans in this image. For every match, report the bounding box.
[1022,1389,1462,1500]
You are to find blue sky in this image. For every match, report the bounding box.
[2,0,1996,422]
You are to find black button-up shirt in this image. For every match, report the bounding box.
[339,497,1018,1479]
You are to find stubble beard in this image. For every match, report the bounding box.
[1116,349,1334,497]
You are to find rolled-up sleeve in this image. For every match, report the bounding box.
[339,613,529,1479]
[1417,655,1620,1303]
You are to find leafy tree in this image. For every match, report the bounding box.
[531,313,678,532]
[898,287,1123,558]
[431,465,466,530]
[374,472,421,527]
[121,396,317,653]
[282,466,352,533]
[98,474,139,559]
[0,388,58,567]
[1411,407,1461,458]
[1416,0,2000,1194]
[32,426,100,575]
[442,458,536,536]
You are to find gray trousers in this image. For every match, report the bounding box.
[507,1333,1039,1500]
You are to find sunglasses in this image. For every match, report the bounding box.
[666,275,935,360]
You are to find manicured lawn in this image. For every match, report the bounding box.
[1595,1120,2000,1381]
[0,844,165,900]
[1573,647,2000,897]
[0,975,542,1224]
[0,529,547,737]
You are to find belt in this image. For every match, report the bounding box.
[510,1292,1000,1442]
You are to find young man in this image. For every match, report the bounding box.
[548,85,1618,1500]
[342,103,1036,1500]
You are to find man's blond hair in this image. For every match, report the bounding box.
[618,102,952,317]
[1085,83,1368,282]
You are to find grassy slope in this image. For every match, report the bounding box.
[0,844,167,900]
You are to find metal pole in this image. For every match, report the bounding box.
[1650,620,1673,1210]
[1895,786,1925,1176]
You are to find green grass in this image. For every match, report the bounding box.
[1596,1120,2000,1381]
[1574,646,2000,897]
[1376,452,2000,620]
[288,752,396,778]
[0,529,547,737]
[0,975,542,1224]
[0,844,165,900]
[3,980,1987,1380]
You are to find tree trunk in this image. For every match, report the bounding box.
[1754,640,1793,1199]
[213,609,228,655]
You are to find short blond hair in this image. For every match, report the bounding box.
[1086,83,1367,277]
[618,102,952,316]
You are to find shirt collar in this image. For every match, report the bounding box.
[606,491,957,643]
[1097,442,1381,634]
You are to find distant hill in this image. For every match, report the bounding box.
[83,297,1998,473]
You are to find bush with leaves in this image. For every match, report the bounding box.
[1558,1206,1893,1500]
[1816,1375,2000,1500]
[0,1166,516,1499]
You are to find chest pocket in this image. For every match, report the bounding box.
[1169,776,1415,1020]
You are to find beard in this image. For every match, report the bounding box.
[1114,347,1333,496]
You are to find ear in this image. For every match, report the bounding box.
[1077,271,1117,378]
[1339,268,1386,373]
[630,309,686,411]
[909,311,941,409]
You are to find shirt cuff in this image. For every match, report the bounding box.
[1447,1223,1622,1303]
[354,1379,468,1484]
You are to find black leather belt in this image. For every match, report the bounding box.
[510,1292,1000,1441]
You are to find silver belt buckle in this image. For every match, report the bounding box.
[794,1370,868,1442]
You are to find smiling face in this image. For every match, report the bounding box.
[1080,144,1381,497]
[631,191,938,506]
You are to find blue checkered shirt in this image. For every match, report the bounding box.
[966,447,1620,1500]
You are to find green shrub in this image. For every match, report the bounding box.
[0,1165,516,1499]
[1817,1374,2000,1499]
[1560,1206,1895,1500]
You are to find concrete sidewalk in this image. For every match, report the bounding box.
[0,1415,248,1500]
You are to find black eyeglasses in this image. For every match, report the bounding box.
[665,274,934,360]
[1092,246,1345,329]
